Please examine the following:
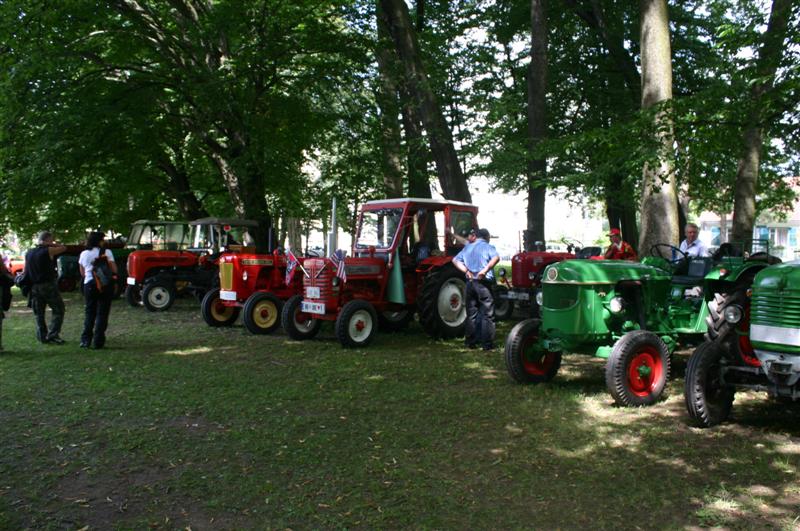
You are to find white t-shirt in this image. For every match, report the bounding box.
[679,238,709,258]
[78,248,115,284]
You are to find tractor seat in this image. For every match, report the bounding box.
[671,257,713,286]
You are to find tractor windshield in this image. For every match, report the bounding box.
[128,223,189,250]
[357,208,403,250]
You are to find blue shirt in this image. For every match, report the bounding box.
[454,239,499,280]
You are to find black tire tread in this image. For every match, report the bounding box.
[605,330,670,407]
[281,295,322,340]
[336,300,378,348]
[201,288,240,327]
[242,292,282,334]
[504,319,561,384]
[685,341,735,428]
[418,265,466,339]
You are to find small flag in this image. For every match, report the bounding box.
[331,249,347,283]
[285,250,299,286]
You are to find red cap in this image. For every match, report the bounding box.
[609,228,621,236]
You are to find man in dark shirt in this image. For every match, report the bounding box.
[25,231,66,344]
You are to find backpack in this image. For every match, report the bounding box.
[14,270,31,297]
[93,253,115,292]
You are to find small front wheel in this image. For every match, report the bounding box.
[142,280,176,312]
[125,285,142,307]
[336,300,378,348]
[201,288,240,327]
[605,330,670,406]
[504,318,562,384]
[685,341,735,427]
[243,292,282,334]
[494,285,514,321]
[281,295,322,340]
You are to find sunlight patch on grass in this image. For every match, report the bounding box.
[163,346,213,356]
[365,375,385,381]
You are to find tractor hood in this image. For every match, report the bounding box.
[752,260,800,292]
[543,259,670,285]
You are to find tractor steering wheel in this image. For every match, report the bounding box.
[649,243,689,271]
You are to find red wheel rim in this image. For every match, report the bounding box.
[738,304,760,367]
[450,294,460,309]
[520,334,556,376]
[260,308,270,318]
[626,346,663,397]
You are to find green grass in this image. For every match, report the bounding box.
[1,290,799,529]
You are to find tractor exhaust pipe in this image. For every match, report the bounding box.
[328,197,338,256]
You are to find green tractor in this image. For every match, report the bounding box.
[685,259,798,427]
[504,242,777,406]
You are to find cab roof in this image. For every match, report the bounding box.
[131,220,188,226]
[189,217,259,227]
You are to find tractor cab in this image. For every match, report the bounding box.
[125,220,190,251]
[126,218,258,312]
[282,197,479,348]
[188,218,258,255]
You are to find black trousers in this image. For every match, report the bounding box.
[31,281,65,342]
[465,279,496,348]
[81,282,113,347]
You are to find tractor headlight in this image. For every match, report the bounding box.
[609,297,625,314]
[546,267,558,281]
[723,305,743,324]
[528,271,536,280]
[242,271,248,282]
[535,290,543,306]
[332,276,340,287]
[498,268,507,278]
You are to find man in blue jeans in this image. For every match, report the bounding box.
[452,228,500,350]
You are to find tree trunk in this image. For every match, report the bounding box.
[379,0,470,203]
[637,0,679,253]
[376,2,405,199]
[156,152,208,220]
[401,88,431,198]
[286,217,302,253]
[524,0,547,251]
[731,0,792,242]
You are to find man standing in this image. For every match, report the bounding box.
[679,223,709,257]
[452,228,500,351]
[25,231,66,344]
[604,228,638,261]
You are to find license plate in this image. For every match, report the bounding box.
[220,290,237,301]
[301,301,325,315]
[306,286,321,298]
[505,291,530,301]
[126,277,136,285]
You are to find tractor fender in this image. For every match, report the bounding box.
[416,255,456,275]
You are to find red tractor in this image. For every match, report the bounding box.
[281,198,480,348]
[126,218,258,312]
[200,249,305,334]
[496,240,602,317]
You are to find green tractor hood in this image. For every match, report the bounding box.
[750,260,800,354]
[543,259,671,285]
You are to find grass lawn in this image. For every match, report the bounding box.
[1,289,799,529]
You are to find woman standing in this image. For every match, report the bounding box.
[0,258,14,352]
[78,232,117,349]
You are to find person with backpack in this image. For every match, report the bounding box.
[78,231,118,349]
[25,231,67,344]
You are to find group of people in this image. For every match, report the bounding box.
[604,222,708,261]
[0,230,118,353]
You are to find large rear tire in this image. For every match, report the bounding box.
[142,280,176,312]
[281,295,322,340]
[419,265,467,339]
[504,319,561,384]
[336,300,378,348]
[705,283,759,366]
[685,341,735,428]
[605,330,670,406]
[243,292,282,334]
[201,288,240,327]
[494,285,514,321]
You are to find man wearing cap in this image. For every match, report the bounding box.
[604,228,638,261]
[452,228,500,350]
[24,231,67,344]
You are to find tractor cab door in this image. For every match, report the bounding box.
[445,208,477,256]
